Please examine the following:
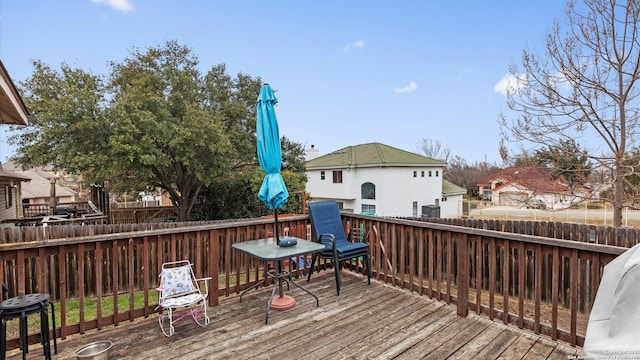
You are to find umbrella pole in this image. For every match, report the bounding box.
[274,209,280,246]
[270,207,296,310]
[274,209,284,298]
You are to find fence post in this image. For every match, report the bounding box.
[456,233,469,317]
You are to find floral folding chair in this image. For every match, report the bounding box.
[156,260,211,337]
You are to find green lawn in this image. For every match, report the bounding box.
[5,291,160,338]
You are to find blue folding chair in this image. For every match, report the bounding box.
[307,200,371,295]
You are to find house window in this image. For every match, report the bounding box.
[361,204,376,215]
[320,171,325,180]
[483,189,492,200]
[421,171,425,177]
[361,182,375,199]
[413,201,418,217]
[413,171,417,178]
[5,186,12,209]
[428,171,432,177]
[436,170,439,177]
[332,171,343,183]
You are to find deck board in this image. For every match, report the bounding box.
[8,271,584,359]
[417,317,491,359]
[443,319,508,359]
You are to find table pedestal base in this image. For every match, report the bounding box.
[270,295,296,311]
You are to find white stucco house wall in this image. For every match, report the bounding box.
[305,143,467,218]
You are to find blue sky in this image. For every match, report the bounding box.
[0,0,568,164]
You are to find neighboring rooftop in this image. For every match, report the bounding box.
[306,142,446,169]
[3,161,77,200]
[478,167,570,193]
[0,60,29,125]
[442,179,467,196]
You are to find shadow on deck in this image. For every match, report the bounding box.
[10,272,584,359]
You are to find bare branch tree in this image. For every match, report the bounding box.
[499,0,640,227]
[417,138,451,162]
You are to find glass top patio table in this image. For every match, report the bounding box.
[232,236,325,323]
[232,236,325,261]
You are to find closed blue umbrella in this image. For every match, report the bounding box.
[256,84,289,245]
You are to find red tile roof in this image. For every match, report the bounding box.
[478,167,571,193]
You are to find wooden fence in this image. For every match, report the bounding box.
[19,201,177,226]
[21,202,96,218]
[109,206,178,224]
[405,216,640,247]
[0,214,629,351]
[4,214,640,249]
[0,219,249,244]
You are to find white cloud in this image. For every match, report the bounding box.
[91,0,134,13]
[455,68,471,82]
[548,71,574,92]
[494,73,528,96]
[393,81,417,94]
[343,40,365,52]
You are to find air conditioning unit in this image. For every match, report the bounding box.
[421,205,440,218]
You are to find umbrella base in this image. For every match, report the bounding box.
[270,295,296,310]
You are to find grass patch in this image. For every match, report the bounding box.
[6,270,273,340]
[4,290,160,339]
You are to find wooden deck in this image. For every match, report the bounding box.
[10,272,584,359]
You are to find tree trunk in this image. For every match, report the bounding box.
[614,166,624,228]
[177,201,190,222]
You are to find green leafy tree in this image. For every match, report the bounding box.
[281,136,307,173]
[12,40,265,221]
[106,41,263,221]
[534,139,591,193]
[11,60,111,175]
[191,136,308,220]
[622,148,640,203]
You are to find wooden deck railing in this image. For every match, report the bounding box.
[340,214,626,347]
[0,214,627,351]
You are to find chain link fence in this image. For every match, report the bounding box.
[461,200,640,227]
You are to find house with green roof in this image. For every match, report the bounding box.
[305,143,467,218]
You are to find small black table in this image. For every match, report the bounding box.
[232,237,325,323]
[0,293,57,360]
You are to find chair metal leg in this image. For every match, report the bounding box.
[365,253,372,284]
[1,317,6,360]
[49,301,57,355]
[334,256,341,296]
[188,301,209,328]
[38,303,50,360]
[159,308,176,337]
[307,254,319,282]
[19,311,27,359]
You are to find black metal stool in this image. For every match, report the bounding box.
[0,293,57,360]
